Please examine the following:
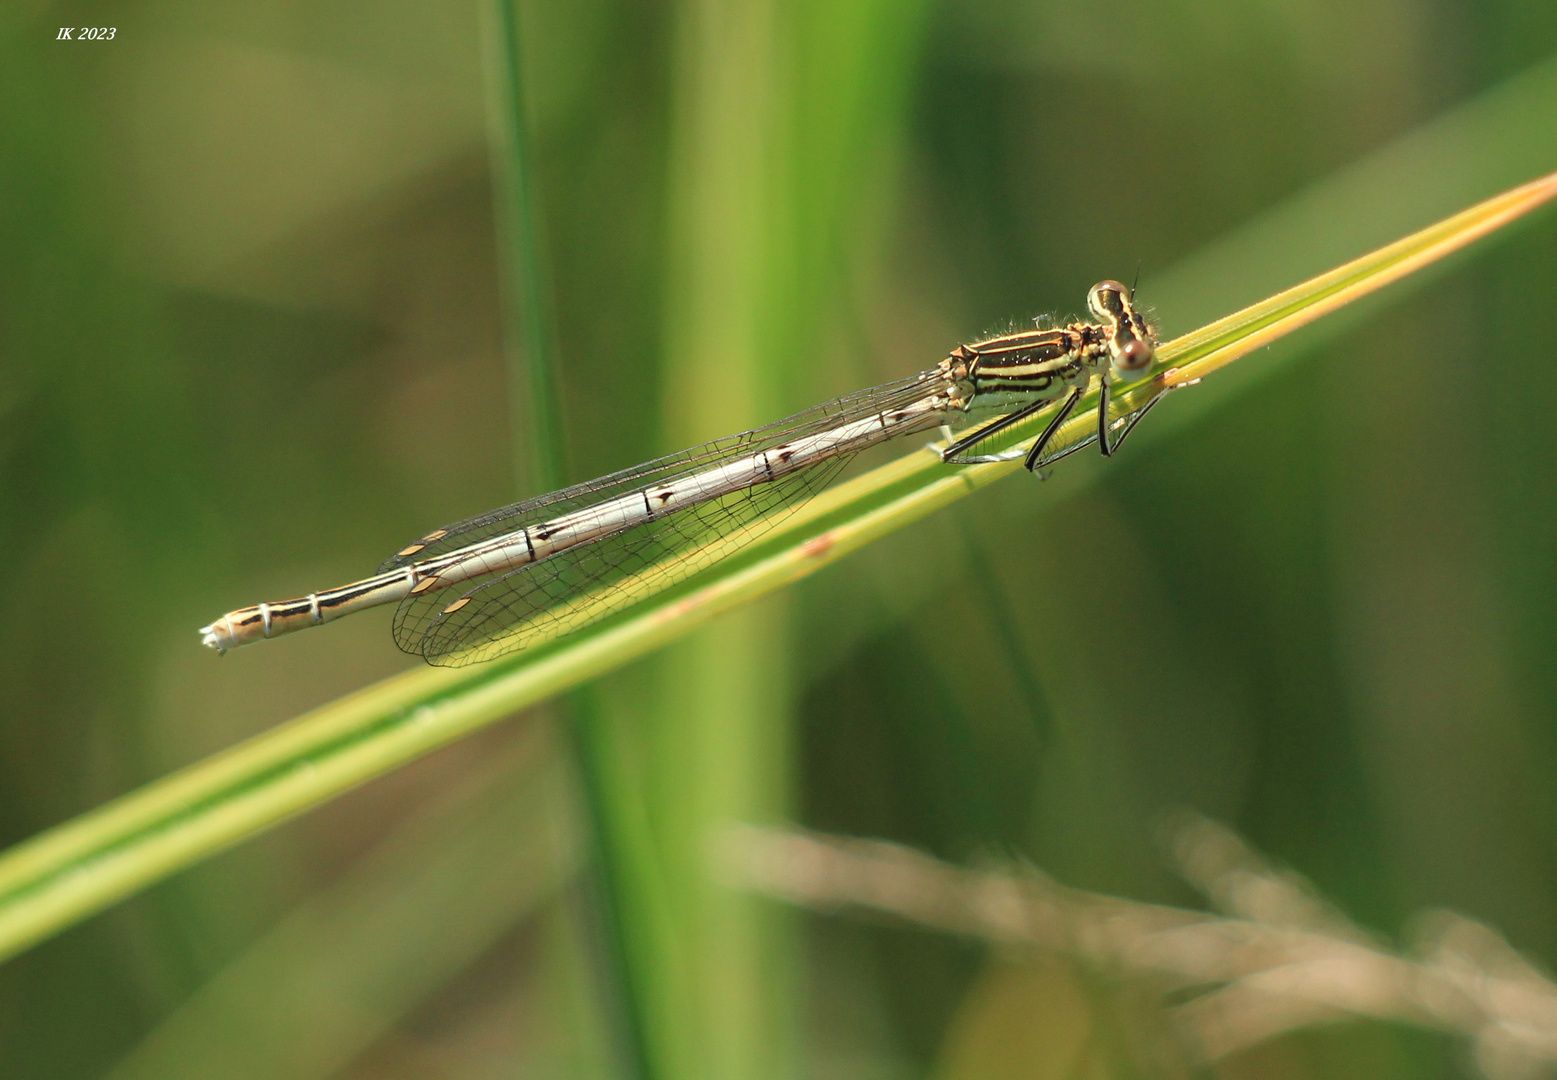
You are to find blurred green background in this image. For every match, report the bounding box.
[5,0,1557,1077]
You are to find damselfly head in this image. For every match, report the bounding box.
[1088,279,1156,376]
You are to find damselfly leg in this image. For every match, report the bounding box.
[1097,376,1166,457]
[1025,388,1083,471]
[939,388,1080,467]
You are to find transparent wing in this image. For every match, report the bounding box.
[406,455,851,666]
[378,374,931,575]
[385,373,942,665]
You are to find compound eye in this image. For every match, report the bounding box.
[1114,337,1154,372]
[1088,280,1129,321]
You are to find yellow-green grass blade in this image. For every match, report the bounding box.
[0,169,1553,966]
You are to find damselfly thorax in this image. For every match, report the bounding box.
[201,280,1175,666]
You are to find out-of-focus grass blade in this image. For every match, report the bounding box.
[482,0,566,494]
[103,730,575,1080]
[0,169,1552,966]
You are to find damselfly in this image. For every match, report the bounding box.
[201,280,1177,667]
